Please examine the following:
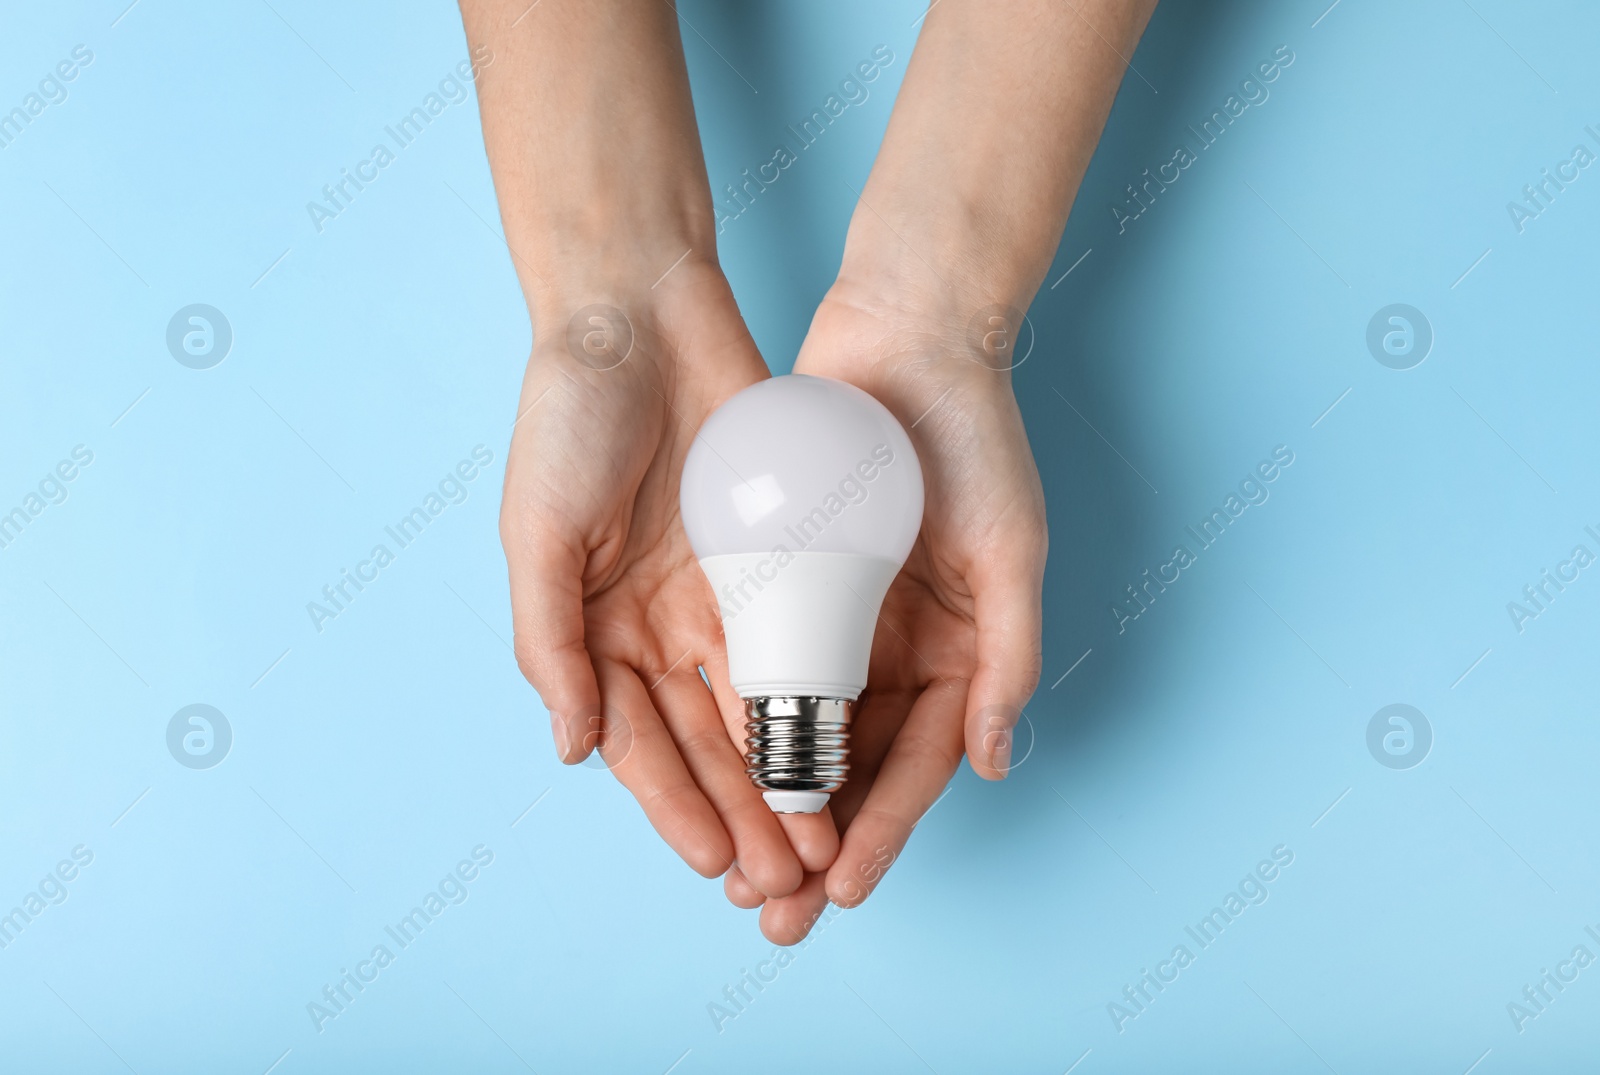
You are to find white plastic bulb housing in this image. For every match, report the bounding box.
[680,374,924,813]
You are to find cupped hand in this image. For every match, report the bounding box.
[501,258,838,899]
[730,280,1048,943]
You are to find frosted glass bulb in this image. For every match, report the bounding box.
[680,375,924,813]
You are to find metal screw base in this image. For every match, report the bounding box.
[744,696,853,795]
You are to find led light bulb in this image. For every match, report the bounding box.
[680,374,924,813]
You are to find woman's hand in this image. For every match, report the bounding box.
[502,260,838,900]
[715,0,1154,942]
[724,278,1048,942]
[461,0,841,905]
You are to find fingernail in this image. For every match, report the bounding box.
[990,727,1013,775]
[550,712,570,760]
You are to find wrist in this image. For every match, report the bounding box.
[824,238,1040,383]
[523,251,738,377]
[800,285,1034,405]
[834,178,1055,317]
[522,239,720,332]
[516,215,719,314]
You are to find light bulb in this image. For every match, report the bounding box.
[680,374,924,813]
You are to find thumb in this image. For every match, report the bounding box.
[503,517,602,765]
[963,552,1045,780]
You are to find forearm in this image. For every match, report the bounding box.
[459,0,719,314]
[839,0,1158,311]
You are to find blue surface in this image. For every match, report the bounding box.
[3,0,1598,1071]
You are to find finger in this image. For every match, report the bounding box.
[759,872,833,947]
[829,686,918,830]
[696,646,750,755]
[776,809,840,874]
[723,864,766,909]
[650,670,803,899]
[594,659,734,879]
[963,557,1044,780]
[503,515,600,764]
[826,679,968,908]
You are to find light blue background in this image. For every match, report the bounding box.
[2,1,1598,1071]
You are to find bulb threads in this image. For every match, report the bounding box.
[744,696,853,796]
